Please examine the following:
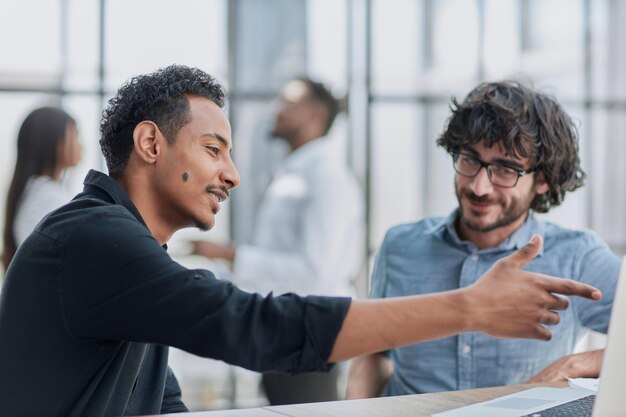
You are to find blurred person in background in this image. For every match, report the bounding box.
[346,81,619,399]
[2,107,81,270]
[192,77,365,404]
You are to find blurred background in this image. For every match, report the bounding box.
[2,0,626,410]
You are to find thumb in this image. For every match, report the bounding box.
[502,234,543,269]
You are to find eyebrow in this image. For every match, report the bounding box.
[461,147,526,170]
[201,132,233,154]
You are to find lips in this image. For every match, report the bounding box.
[468,199,491,209]
[207,193,220,214]
[463,193,498,213]
[207,190,228,214]
[209,189,228,203]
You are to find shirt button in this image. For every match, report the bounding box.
[471,254,479,262]
[463,344,471,354]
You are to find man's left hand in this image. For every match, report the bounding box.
[191,241,236,262]
[526,349,605,383]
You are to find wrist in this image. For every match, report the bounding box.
[448,288,476,333]
[570,350,604,378]
[225,245,236,262]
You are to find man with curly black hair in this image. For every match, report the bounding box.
[347,81,619,399]
[0,68,603,416]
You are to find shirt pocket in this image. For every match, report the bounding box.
[496,339,550,383]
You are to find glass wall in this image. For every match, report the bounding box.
[367,0,624,254]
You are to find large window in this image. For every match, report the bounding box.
[367,0,624,253]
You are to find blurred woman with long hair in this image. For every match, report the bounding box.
[3,107,81,270]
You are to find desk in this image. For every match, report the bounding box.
[156,382,566,417]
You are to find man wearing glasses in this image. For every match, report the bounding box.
[347,81,620,398]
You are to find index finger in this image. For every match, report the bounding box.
[540,277,602,301]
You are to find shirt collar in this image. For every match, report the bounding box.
[432,208,544,256]
[82,169,149,229]
[281,136,329,171]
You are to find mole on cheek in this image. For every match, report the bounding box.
[182,172,189,182]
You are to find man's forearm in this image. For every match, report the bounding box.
[329,290,470,362]
[346,354,393,399]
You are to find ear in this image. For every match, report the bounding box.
[310,103,329,134]
[132,121,161,165]
[534,172,550,195]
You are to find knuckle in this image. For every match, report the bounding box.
[542,328,553,341]
[541,293,554,305]
[494,258,508,268]
[530,275,544,287]
[519,244,533,257]
[548,294,568,310]
[563,281,575,293]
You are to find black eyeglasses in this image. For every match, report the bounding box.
[452,152,537,188]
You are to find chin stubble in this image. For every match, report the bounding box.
[194,220,209,232]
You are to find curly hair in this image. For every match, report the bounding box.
[437,81,586,213]
[100,64,226,178]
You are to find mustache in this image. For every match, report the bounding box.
[460,189,496,204]
[205,184,230,199]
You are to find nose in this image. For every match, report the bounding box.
[221,157,241,190]
[469,167,493,196]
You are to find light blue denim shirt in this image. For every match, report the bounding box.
[370,210,620,395]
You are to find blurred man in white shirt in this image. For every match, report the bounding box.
[192,77,365,404]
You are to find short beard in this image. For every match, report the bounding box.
[459,203,528,232]
[456,185,532,233]
[194,220,210,232]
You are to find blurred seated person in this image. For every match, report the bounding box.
[192,78,365,404]
[346,81,618,399]
[3,107,81,270]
